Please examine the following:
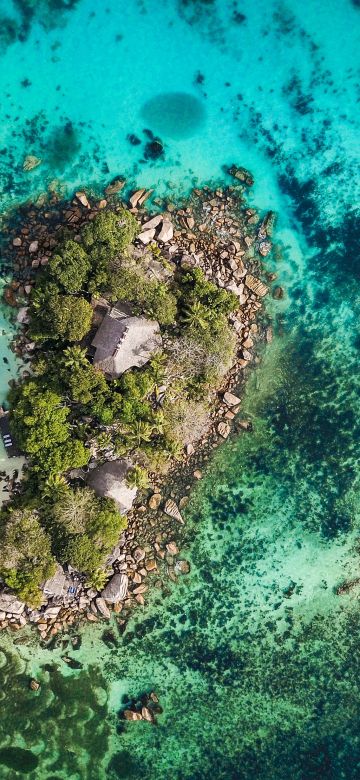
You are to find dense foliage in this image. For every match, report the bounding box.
[0,509,56,605]
[50,488,127,576]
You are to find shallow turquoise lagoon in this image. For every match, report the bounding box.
[0,1,359,778]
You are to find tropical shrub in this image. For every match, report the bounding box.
[82,209,138,257]
[0,509,55,605]
[48,239,90,293]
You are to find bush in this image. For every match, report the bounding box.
[167,316,237,393]
[178,267,238,322]
[30,289,93,342]
[48,239,90,293]
[59,360,108,405]
[49,295,93,341]
[0,509,55,605]
[11,382,70,456]
[10,381,90,476]
[82,209,138,257]
[126,465,149,489]
[51,488,127,575]
[111,267,177,325]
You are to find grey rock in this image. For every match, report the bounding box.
[95,598,111,619]
[0,594,25,615]
[101,573,128,603]
[157,220,173,242]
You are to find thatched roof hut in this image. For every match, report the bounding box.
[91,304,162,378]
[87,459,137,514]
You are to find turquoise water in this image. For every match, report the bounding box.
[0,0,359,777]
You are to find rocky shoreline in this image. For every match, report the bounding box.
[0,168,278,641]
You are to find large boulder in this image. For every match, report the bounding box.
[95,598,111,619]
[157,220,173,242]
[101,573,128,603]
[0,593,25,615]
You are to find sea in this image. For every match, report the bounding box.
[0,1,359,778]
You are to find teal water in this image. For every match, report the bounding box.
[0,0,359,778]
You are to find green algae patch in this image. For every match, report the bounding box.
[0,746,38,773]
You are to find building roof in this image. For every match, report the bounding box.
[91,304,162,378]
[87,459,137,514]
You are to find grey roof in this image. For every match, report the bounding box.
[87,459,137,514]
[91,304,162,378]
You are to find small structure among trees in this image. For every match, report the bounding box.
[91,303,162,378]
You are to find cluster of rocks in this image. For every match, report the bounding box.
[336,578,360,596]
[121,690,162,724]
[0,516,190,635]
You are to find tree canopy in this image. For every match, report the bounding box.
[0,509,55,605]
[48,239,90,293]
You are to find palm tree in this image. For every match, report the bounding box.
[63,345,88,370]
[126,420,154,448]
[181,300,209,331]
[88,568,109,592]
[126,465,149,490]
[150,352,167,385]
[41,474,69,501]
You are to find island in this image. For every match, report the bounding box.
[0,169,275,638]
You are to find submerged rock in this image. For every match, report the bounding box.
[23,155,42,171]
[144,138,164,160]
[228,164,254,186]
[105,177,125,196]
[174,560,190,575]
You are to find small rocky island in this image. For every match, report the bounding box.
[0,168,276,639]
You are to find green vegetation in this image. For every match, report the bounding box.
[50,488,126,580]
[126,465,149,490]
[48,240,90,293]
[3,202,239,604]
[0,509,55,606]
[10,381,90,476]
[30,286,93,342]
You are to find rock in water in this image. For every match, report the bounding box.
[123,710,142,721]
[75,191,90,208]
[29,679,40,692]
[228,165,254,186]
[157,220,173,242]
[245,274,268,297]
[141,706,154,722]
[223,391,241,407]
[95,598,111,619]
[217,421,231,439]
[101,574,128,603]
[129,188,146,208]
[23,155,42,171]
[164,499,184,524]
[174,559,191,575]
